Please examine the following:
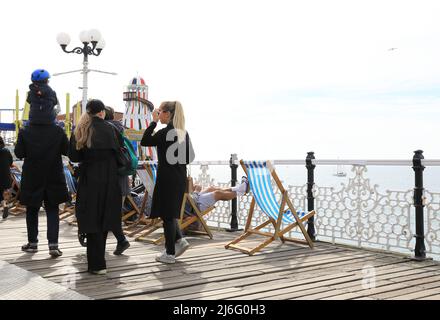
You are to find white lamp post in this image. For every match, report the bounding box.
[55,29,116,114]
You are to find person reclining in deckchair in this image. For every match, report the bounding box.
[191,177,249,212]
[182,177,249,232]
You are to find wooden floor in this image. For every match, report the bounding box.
[1,213,440,300]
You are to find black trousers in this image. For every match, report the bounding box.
[26,205,59,246]
[162,218,183,255]
[112,224,127,244]
[112,196,127,244]
[86,232,108,271]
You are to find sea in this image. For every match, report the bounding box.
[189,162,440,193]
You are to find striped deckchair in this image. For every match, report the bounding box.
[7,167,26,216]
[59,164,77,221]
[125,162,163,243]
[132,161,215,244]
[225,160,316,255]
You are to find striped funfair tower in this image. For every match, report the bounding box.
[122,76,157,160]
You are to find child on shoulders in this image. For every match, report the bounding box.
[27,69,59,125]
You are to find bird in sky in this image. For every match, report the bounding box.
[388,47,398,51]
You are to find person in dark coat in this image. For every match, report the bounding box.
[0,136,13,219]
[14,121,69,257]
[141,101,195,264]
[104,106,130,256]
[68,99,122,274]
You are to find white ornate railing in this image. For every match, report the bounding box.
[188,159,440,261]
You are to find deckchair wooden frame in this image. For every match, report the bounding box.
[59,164,77,221]
[134,164,216,244]
[121,194,144,223]
[7,167,26,216]
[128,163,163,243]
[178,193,215,239]
[225,160,316,255]
[135,192,215,244]
[123,163,155,228]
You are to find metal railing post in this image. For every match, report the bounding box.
[412,150,431,261]
[306,151,316,241]
[226,153,242,232]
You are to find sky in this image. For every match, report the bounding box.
[1,0,440,161]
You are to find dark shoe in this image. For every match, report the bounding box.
[113,240,130,255]
[21,243,38,253]
[2,206,8,219]
[49,248,63,258]
[241,176,250,194]
[78,232,87,247]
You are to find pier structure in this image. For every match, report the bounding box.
[2,153,440,300]
[122,76,156,160]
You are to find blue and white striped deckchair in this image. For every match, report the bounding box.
[60,165,77,220]
[7,167,26,216]
[10,168,21,186]
[125,162,164,243]
[225,160,316,255]
[122,162,156,223]
[64,165,77,194]
[146,161,157,184]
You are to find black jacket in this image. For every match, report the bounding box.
[140,122,195,219]
[27,82,58,124]
[68,117,123,233]
[14,124,69,207]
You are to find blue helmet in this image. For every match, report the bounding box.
[31,69,50,82]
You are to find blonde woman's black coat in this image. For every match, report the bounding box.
[141,122,195,220]
[68,117,122,233]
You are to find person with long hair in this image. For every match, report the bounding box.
[141,101,195,264]
[68,99,122,274]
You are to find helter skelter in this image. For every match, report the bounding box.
[122,76,157,160]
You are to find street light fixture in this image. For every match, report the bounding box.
[55,29,116,114]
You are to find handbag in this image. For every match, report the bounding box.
[116,145,134,176]
[116,135,138,176]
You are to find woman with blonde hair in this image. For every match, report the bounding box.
[141,101,195,264]
[68,99,122,274]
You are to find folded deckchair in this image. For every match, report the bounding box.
[225,160,316,255]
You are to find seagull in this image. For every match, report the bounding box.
[388,47,398,51]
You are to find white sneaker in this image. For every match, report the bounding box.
[90,269,107,275]
[175,238,190,257]
[155,251,175,264]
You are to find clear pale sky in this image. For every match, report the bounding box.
[1,0,439,160]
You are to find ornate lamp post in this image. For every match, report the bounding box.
[55,29,116,114]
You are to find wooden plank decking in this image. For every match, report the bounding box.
[1,213,440,300]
